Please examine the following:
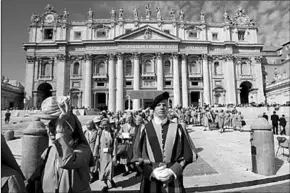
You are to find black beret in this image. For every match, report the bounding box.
[151,92,170,110]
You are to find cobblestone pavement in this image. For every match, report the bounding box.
[4,117,290,192]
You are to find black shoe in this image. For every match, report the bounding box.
[122,171,130,176]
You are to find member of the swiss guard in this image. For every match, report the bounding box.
[137,92,198,193]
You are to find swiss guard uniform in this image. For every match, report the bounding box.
[136,92,198,193]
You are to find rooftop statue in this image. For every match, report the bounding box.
[87,8,93,20]
[156,7,162,20]
[232,7,255,27]
[133,6,138,19]
[223,10,231,23]
[145,3,151,19]
[45,4,54,12]
[179,9,185,21]
[63,8,69,20]
[31,13,40,24]
[200,12,205,23]
[119,7,124,19]
[110,8,116,20]
[170,9,176,20]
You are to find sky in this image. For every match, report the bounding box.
[1,0,290,83]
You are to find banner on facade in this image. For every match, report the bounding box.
[127,90,172,99]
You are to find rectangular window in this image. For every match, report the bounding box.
[44,29,53,40]
[97,82,105,87]
[96,31,107,38]
[165,81,172,86]
[74,31,82,40]
[72,82,80,88]
[189,31,197,38]
[212,33,218,40]
[238,31,245,41]
[164,29,170,34]
[191,81,198,86]
[125,29,132,34]
[126,81,132,86]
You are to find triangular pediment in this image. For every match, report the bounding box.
[114,25,180,42]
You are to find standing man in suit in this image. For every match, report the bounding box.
[136,92,198,193]
[271,111,279,135]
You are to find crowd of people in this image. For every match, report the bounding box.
[2,93,289,193]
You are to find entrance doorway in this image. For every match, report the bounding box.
[95,93,107,110]
[37,83,52,109]
[240,81,252,104]
[143,99,153,109]
[191,92,200,106]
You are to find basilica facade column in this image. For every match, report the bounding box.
[202,54,211,105]
[172,53,181,107]
[156,53,163,90]
[25,56,36,108]
[133,52,140,110]
[253,56,265,103]
[83,54,92,108]
[224,55,237,104]
[181,54,188,107]
[108,53,116,112]
[56,54,66,97]
[116,53,124,111]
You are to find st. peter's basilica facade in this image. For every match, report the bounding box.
[24,4,264,111]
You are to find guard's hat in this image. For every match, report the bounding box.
[151,92,170,110]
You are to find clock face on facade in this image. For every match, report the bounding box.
[45,14,54,23]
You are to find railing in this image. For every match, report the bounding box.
[125,73,133,77]
[92,73,108,79]
[239,74,253,79]
[213,74,223,78]
[188,73,202,78]
[70,74,82,78]
[141,72,156,79]
[38,75,53,80]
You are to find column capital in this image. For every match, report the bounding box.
[201,54,208,60]
[181,53,188,60]
[224,55,234,61]
[107,53,115,60]
[156,52,163,60]
[69,55,85,61]
[172,53,179,60]
[254,56,262,63]
[56,54,67,61]
[26,56,36,63]
[84,54,93,61]
[132,52,140,60]
[116,52,123,60]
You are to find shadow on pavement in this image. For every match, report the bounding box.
[274,157,284,174]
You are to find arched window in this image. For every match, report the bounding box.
[41,61,50,76]
[164,60,171,74]
[95,61,105,74]
[126,60,132,75]
[145,60,152,73]
[73,62,80,75]
[241,62,249,75]
[214,62,222,75]
[189,61,199,73]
